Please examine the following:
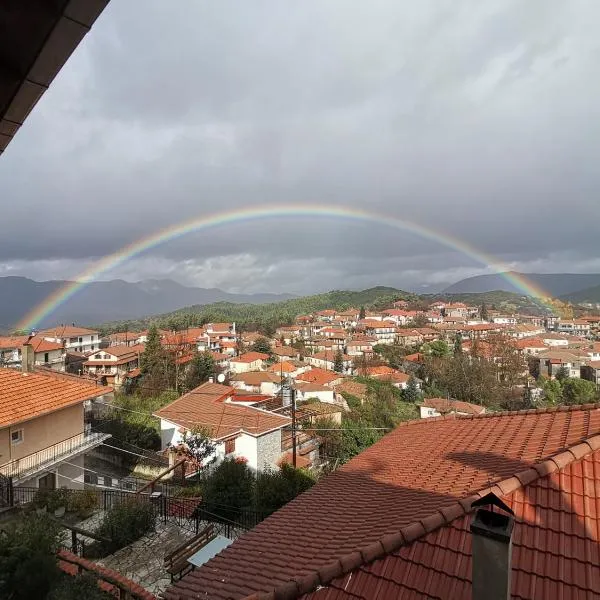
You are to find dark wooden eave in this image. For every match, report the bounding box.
[0,0,110,155]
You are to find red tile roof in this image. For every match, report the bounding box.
[154,381,290,440]
[0,335,28,349]
[38,325,98,337]
[0,368,110,428]
[296,368,343,386]
[231,351,270,363]
[165,405,600,600]
[29,338,64,352]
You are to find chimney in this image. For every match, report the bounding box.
[470,493,515,600]
[22,342,34,373]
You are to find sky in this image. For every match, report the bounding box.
[1,0,600,295]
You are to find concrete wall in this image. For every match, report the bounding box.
[235,434,258,470]
[17,453,85,490]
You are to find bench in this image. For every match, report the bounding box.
[164,524,215,581]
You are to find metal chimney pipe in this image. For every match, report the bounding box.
[470,496,514,600]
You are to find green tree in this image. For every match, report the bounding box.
[562,378,597,405]
[359,306,366,320]
[251,337,272,355]
[453,334,463,356]
[480,302,489,321]
[424,340,450,358]
[139,324,175,395]
[255,464,315,515]
[555,366,570,382]
[140,324,162,375]
[183,351,215,392]
[333,349,344,373]
[540,377,562,405]
[402,376,423,403]
[176,427,217,470]
[203,457,255,520]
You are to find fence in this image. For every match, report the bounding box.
[0,431,110,481]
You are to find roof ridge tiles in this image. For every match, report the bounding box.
[244,432,600,600]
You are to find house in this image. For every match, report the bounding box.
[419,397,486,418]
[536,348,588,379]
[334,379,368,403]
[491,314,517,325]
[82,344,145,388]
[395,329,424,347]
[106,331,140,347]
[296,401,344,425]
[345,339,374,357]
[296,368,345,388]
[293,382,337,404]
[154,382,290,472]
[38,325,100,354]
[556,319,592,336]
[362,366,413,389]
[540,332,570,347]
[229,371,283,395]
[306,351,353,374]
[358,319,396,344]
[229,351,270,374]
[581,361,600,386]
[0,335,65,371]
[0,358,111,490]
[272,346,300,361]
[266,361,305,379]
[442,302,469,318]
[165,404,600,600]
[512,337,548,355]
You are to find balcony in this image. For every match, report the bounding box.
[0,431,110,483]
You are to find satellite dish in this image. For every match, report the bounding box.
[217,373,226,383]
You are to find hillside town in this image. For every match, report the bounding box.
[1,296,600,598]
[2,2,600,600]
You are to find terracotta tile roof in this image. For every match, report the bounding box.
[90,344,145,358]
[365,365,397,376]
[231,352,270,363]
[38,325,98,337]
[422,397,486,416]
[267,361,297,373]
[230,371,282,385]
[0,335,28,349]
[29,338,64,352]
[165,405,600,600]
[296,368,343,386]
[0,368,109,428]
[334,380,368,400]
[272,346,298,357]
[154,381,289,440]
[306,445,600,600]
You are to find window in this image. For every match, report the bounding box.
[78,337,83,343]
[11,429,23,445]
[225,438,235,455]
[90,335,95,341]
[44,352,49,363]
[91,345,95,351]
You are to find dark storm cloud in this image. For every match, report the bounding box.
[0,0,599,293]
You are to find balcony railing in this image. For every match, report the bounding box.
[0,431,110,482]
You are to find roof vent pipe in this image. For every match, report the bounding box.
[470,493,515,600]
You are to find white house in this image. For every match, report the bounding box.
[229,352,270,374]
[358,320,396,345]
[154,382,291,472]
[293,382,338,404]
[556,320,592,336]
[229,371,283,396]
[39,325,100,354]
[0,335,65,371]
[491,315,517,325]
[306,351,353,374]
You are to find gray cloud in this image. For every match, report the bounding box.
[1,0,599,294]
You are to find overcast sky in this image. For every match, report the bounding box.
[1,0,599,294]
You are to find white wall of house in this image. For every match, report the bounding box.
[229,359,263,373]
[296,388,337,404]
[420,406,441,419]
[43,333,97,353]
[17,454,85,490]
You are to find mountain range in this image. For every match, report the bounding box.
[443,272,600,298]
[0,276,294,331]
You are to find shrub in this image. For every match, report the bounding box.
[94,498,155,556]
[0,513,63,600]
[48,573,112,600]
[66,490,99,519]
[32,488,69,513]
[256,464,315,515]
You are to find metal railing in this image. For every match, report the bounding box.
[0,431,110,481]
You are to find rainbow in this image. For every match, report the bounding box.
[17,204,551,330]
